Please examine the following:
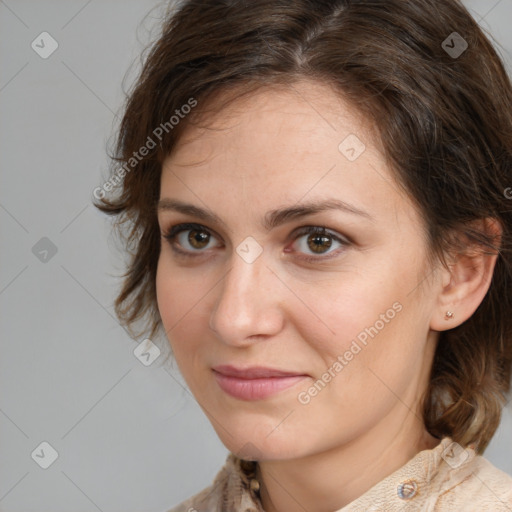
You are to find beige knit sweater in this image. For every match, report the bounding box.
[167,437,512,511]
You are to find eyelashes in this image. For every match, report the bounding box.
[162,222,220,255]
[161,222,351,262]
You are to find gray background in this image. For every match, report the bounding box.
[1,1,511,511]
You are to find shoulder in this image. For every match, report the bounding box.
[338,438,512,512]
[434,450,512,510]
[165,453,264,512]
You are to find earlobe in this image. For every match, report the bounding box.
[444,311,454,320]
[429,218,502,332]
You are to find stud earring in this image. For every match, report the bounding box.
[445,311,454,320]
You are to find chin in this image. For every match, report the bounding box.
[213,425,308,461]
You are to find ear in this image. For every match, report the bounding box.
[430,217,502,331]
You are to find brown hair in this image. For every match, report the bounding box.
[94,0,512,452]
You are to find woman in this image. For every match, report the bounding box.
[95,0,512,510]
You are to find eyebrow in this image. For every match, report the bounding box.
[156,198,374,231]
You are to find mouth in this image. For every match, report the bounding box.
[212,365,309,401]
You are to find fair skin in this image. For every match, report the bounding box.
[155,80,500,512]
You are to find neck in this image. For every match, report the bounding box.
[255,410,440,512]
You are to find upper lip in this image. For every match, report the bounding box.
[212,365,306,379]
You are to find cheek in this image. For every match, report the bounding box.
[293,300,419,431]
[155,257,204,354]
[293,254,424,381]
[155,257,174,326]
[292,270,400,349]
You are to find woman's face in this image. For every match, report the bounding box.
[156,80,441,460]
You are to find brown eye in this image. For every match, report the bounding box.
[162,223,221,255]
[187,228,210,249]
[291,226,350,262]
[306,232,333,254]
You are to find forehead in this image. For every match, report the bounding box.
[168,80,373,167]
[159,80,420,236]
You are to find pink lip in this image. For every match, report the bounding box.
[212,365,308,401]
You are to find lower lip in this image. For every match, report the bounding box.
[213,371,308,401]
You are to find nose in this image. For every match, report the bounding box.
[209,246,284,346]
